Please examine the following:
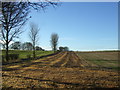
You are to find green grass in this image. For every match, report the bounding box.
[1,50,54,59]
[76,51,119,70]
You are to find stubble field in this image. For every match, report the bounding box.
[2,51,120,89]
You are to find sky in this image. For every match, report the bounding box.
[19,2,118,51]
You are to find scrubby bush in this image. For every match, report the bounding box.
[1,54,19,62]
[8,54,19,60]
[27,54,31,59]
[0,55,5,62]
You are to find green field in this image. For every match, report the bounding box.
[1,50,54,59]
[76,51,119,70]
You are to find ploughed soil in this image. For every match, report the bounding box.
[2,51,120,89]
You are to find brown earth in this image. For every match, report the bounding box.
[2,51,120,89]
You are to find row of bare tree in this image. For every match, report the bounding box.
[29,23,59,58]
[0,1,59,61]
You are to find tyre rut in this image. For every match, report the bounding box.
[51,51,83,68]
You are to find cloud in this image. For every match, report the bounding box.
[0,40,5,44]
[41,46,52,50]
[0,40,14,45]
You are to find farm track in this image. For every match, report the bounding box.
[50,51,85,67]
[2,51,120,89]
[59,52,82,67]
[32,51,67,67]
[2,52,66,70]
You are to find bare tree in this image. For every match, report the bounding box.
[0,1,59,61]
[50,33,59,53]
[29,23,40,58]
[1,2,28,61]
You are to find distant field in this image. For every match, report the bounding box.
[76,51,119,70]
[1,50,54,59]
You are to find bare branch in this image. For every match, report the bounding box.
[29,22,40,58]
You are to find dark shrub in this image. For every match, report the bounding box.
[8,54,19,60]
[1,54,19,62]
[0,55,5,62]
[27,54,31,59]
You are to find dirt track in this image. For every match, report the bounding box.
[2,51,120,88]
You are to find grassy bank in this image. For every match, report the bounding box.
[1,50,54,59]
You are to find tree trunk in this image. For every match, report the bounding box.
[33,42,35,58]
[53,45,56,53]
[6,43,9,61]
[33,47,35,58]
[5,16,9,61]
[6,33,9,61]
